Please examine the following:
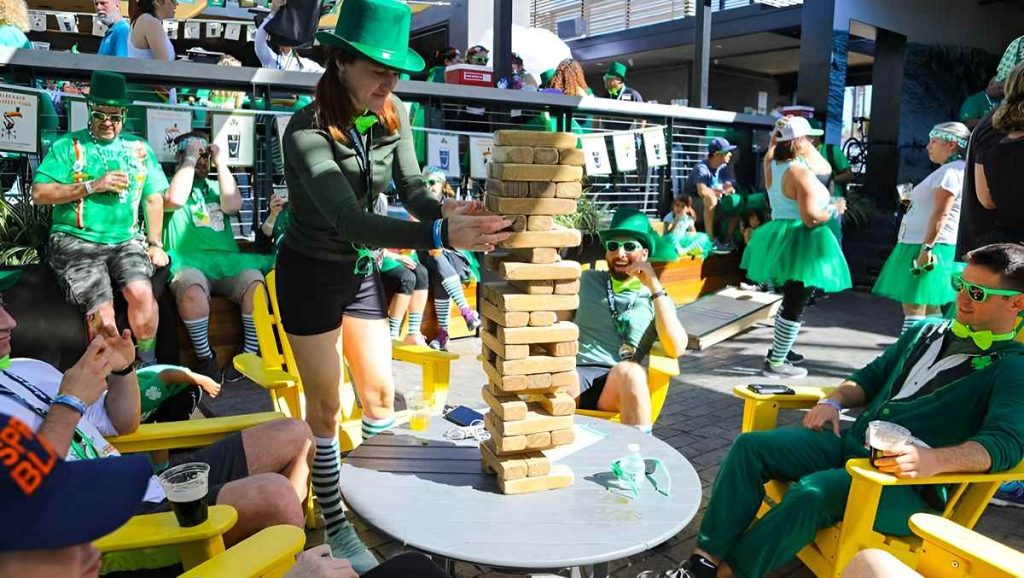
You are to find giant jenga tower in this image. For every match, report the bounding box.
[479,130,585,495]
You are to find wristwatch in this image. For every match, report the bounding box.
[147,240,164,249]
[84,180,95,195]
[651,289,669,300]
[922,243,934,252]
[817,398,843,412]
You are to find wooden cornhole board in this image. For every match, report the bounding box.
[676,287,782,351]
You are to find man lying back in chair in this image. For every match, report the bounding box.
[678,242,1024,578]
[0,270,378,573]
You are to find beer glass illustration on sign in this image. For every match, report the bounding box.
[227,118,241,160]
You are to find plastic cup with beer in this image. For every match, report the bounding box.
[158,462,211,527]
[407,389,430,432]
[866,420,912,468]
[896,183,913,205]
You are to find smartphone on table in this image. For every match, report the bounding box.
[747,383,796,395]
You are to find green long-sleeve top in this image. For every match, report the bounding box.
[843,319,1024,473]
[281,94,441,261]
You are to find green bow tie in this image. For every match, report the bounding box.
[354,113,379,135]
[611,276,643,293]
[0,355,9,370]
[951,320,1016,351]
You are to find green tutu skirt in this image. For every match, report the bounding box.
[169,250,276,279]
[740,219,852,292]
[666,229,715,259]
[872,243,956,306]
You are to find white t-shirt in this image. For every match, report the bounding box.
[0,359,165,502]
[899,160,965,245]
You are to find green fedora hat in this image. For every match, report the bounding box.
[316,0,425,74]
[86,71,132,107]
[604,61,628,80]
[0,269,22,293]
[599,208,658,255]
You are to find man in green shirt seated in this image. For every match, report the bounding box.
[959,76,1003,130]
[31,71,168,368]
[163,132,274,382]
[678,243,1024,578]
[572,209,688,431]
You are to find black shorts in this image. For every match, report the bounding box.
[135,432,249,514]
[276,243,387,335]
[576,365,613,410]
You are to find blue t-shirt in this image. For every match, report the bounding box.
[98,20,129,57]
[684,159,735,197]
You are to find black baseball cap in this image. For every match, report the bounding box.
[708,137,737,155]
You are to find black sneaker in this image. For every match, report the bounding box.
[195,355,223,383]
[222,365,245,383]
[767,349,805,364]
[678,554,718,578]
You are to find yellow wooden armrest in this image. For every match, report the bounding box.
[96,505,237,569]
[392,341,459,362]
[108,412,286,454]
[233,353,298,391]
[732,384,834,405]
[847,458,1024,487]
[178,525,305,578]
[910,513,1024,577]
[649,343,681,377]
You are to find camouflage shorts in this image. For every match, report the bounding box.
[48,232,154,313]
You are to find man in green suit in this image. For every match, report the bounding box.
[679,243,1024,578]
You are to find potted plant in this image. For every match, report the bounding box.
[0,191,52,266]
[554,190,610,266]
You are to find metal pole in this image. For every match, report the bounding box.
[492,0,514,87]
[689,0,711,109]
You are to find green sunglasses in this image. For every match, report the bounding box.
[90,109,126,124]
[603,240,643,253]
[951,274,1023,302]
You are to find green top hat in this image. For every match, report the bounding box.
[599,208,675,263]
[540,69,556,88]
[604,62,628,80]
[0,269,22,293]
[86,71,132,108]
[315,0,425,73]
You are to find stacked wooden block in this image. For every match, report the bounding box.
[479,130,585,495]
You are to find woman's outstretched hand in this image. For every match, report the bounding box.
[445,202,512,252]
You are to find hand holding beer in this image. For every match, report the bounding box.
[92,171,130,194]
[873,444,941,479]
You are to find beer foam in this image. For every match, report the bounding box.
[164,484,207,502]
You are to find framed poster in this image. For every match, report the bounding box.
[145,106,193,163]
[427,132,460,178]
[211,112,255,167]
[580,134,611,176]
[275,114,291,150]
[468,136,493,179]
[611,133,637,172]
[0,85,41,155]
[66,96,89,133]
[642,127,668,167]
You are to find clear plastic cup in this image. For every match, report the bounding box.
[158,462,210,527]
[407,390,430,431]
[866,421,912,467]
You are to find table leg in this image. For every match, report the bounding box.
[433,555,456,576]
[571,563,609,578]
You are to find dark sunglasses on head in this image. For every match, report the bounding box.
[951,273,1023,303]
[603,240,643,253]
[90,110,125,124]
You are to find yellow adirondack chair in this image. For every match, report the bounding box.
[911,514,1024,577]
[178,525,306,578]
[234,270,458,451]
[575,342,681,424]
[733,384,1024,578]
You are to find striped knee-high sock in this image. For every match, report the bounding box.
[433,298,451,331]
[241,314,259,354]
[361,414,395,439]
[388,316,403,339]
[902,315,925,335]
[441,276,469,310]
[407,312,423,336]
[183,317,213,359]
[312,436,346,536]
[768,318,802,365]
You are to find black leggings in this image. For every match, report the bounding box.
[779,281,814,323]
[363,553,449,578]
[380,263,428,295]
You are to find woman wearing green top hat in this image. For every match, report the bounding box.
[276,0,510,567]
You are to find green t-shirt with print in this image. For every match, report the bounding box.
[34,130,169,244]
[136,364,193,422]
[573,270,658,368]
[959,91,999,124]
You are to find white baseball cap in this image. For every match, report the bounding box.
[774,116,824,142]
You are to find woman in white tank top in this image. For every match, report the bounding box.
[127,0,177,103]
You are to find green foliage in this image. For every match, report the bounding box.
[0,195,51,265]
[553,192,610,237]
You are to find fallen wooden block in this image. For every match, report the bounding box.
[486,179,532,198]
[501,261,581,281]
[489,163,584,183]
[481,386,528,421]
[509,280,554,295]
[534,391,576,416]
[499,228,582,249]
[485,195,577,216]
[482,360,552,392]
[527,216,554,231]
[498,464,573,495]
[536,341,579,357]
[480,441,550,481]
[554,279,581,295]
[480,299,529,328]
[509,248,560,264]
[529,311,558,327]
[559,148,585,166]
[497,321,579,345]
[487,407,574,436]
[484,283,580,312]
[494,130,578,149]
[555,182,584,199]
[481,329,530,360]
[532,147,560,165]
[491,146,534,164]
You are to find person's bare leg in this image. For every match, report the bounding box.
[239,418,313,499]
[840,549,922,578]
[122,280,158,342]
[902,303,926,317]
[403,289,429,345]
[595,361,651,427]
[388,292,412,321]
[287,328,344,439]
[699,190,719,237]
[215,473,305,546]
[177,284,210,320]
[343,316,395,421]
[240,280,260,316]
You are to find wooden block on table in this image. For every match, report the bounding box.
[486,179,532,199]
[487,406,575,436]
[535,391,576,416]
[484,283,580,313]
[495,354,576,377]
[498,464,573,494]
[530,182,558,198]
[527,215,554,231]
[491,146,534,164]
[554,279,581,295]
[497,321,579,344]
[501,261,581,281]
[508,248,560,264]
[481,386,528,421]
[489,163,583,183]
[480,299,529,328]
[529,311,558,327]
[555,181,584,199]
[559,148,585,166]
[486,195,577,216]
[481,329,530,360]
[509,280,554,295]
[499,228,582,249]
[532,147,560,165]
[550,427,575,447]
[494,130,578,149]
[506,215,527,232]
[536,341,579,357]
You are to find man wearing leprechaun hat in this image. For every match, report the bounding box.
[602,61,644,103]
[32,71,168,369]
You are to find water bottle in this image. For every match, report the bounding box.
[619,443,646,488]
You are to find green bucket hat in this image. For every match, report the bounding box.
[0,269,22,293]
[86,71,132,108]
[315,0,425,74]
[540,69,556,88]
[599,208,676,261]
[604,62,628,80]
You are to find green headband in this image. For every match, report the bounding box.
[929,129,968,162]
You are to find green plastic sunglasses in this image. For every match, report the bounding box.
[603,240,643,253]
[951,274,1023,302]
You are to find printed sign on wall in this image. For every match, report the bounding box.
[427,132,460,178]
[145,107,193,163]
[275,114,291,150]
[468,136,493,179]
[611,133,638,172]
[67,97,88,133]
[642,128,668,167]
[211,112,255,167]
[0,86,40,154]
[580,135,611,176]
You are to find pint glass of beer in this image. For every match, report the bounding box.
[866,420,912,467]
[158,462,211,527]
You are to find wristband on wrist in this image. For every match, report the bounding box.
[53,394,88,416]
[432,219,444,249]
[111,363,135,376]
[922,243,934,251]
[817,398,843,412]
[651,289,668,300]
[84,180,95,195]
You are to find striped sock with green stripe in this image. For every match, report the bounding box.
[407,312,423,336]
[388,316,403,339]
[441,276,470,310]
[768,317,802,365]
[361,414,396,439]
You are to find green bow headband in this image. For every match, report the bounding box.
[929,129,968,161]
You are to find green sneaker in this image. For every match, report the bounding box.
[326,521,379,573]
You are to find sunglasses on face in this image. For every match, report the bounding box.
[951,274,1023,303]
[468,56,488,64]
[603,240,643,253]
[90,110,125,124]
[426,178,442,186]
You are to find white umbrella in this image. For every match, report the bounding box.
[473,23,573,86]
